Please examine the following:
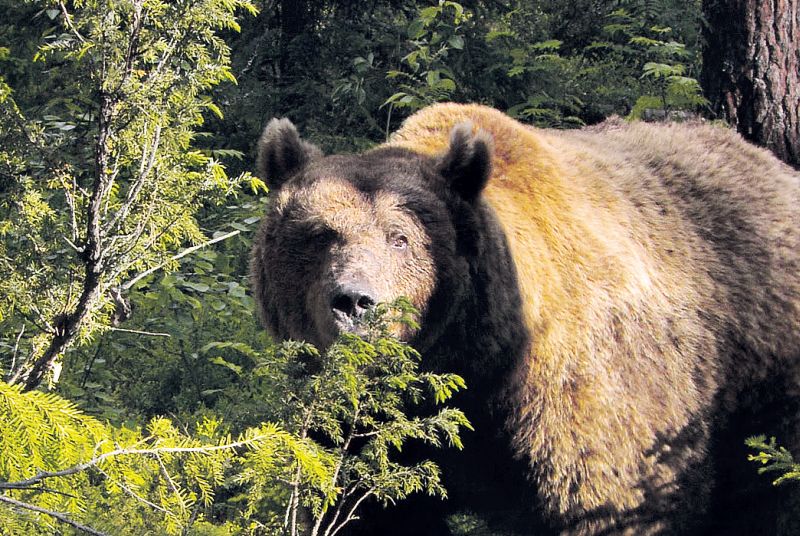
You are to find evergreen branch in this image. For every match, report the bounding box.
[312,407,360,536]
[0,493,107,536]
[0,433,272,491]
[93,465,170,514]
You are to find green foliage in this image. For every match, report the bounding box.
[1,303,468,535]
[0,378,324,535]
[59,200,267,421]
[0,1,713,533]
[502,38,586,128]
[594,8,707,119]
[384,1,470,116]
[243,300,470,535]
[746,435,800,486]
[0,0,259,389]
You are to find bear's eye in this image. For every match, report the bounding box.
[284,223,336,249]
[390,233,408,250]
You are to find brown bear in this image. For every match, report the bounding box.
[250,103,800,535]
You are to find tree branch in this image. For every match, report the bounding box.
[58,1,86,44]
[103,122,161,236]
[10,325,24,378]
[327,490,374,536]
[14,68,118,390]
[0,494,107,536]
[156,453,188,515]
[312,407,361,536]
[0,434,272,491]
[59,174,80,244]
[93,465,170,514]
[107,327,170,338]
[119,229,241,291]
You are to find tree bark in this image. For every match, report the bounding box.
[701,0,800,167]
[13,93,117,391]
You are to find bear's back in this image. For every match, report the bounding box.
[390,104,800,524]
[553,119,800,377]
[391,103,800,380]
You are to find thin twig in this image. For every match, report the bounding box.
[10,325,24,377]
[183,502,203,536]
[327,490,374,536]
[287,463,303,536]
[81,339,104,388]
[58,1,86,44]
[63,236,84,253]
[104,123,161,235]
[105,203,160,269]
[385,102,394,142]
[156,453,188,515]
[29,304,55,334]
[120,229,240,291]
[312,408,360,536]
[16,485,79,500]
[59,174,79,243]
[93,465,170,514]
[0,494,107,536]
[107,327,170,338]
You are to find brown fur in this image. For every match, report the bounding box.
[252,176,435,348]
[389,104,800,533]
[252,103,800,534]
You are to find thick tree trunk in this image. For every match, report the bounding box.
[701,0,800,167]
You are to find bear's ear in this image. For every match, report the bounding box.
[436,121,493,202]
[256,118,323,190]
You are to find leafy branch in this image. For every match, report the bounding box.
[0,0,259,390]
[746,435,800,486]
[0,378,328,535]
[384,0,470,114]
[247,300,471,536]
[0,494,107,536]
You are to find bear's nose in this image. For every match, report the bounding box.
[331,286,376,319]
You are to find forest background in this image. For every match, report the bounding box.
[0,0,797,534]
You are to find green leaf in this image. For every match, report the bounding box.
[448,35,464,50]
[418,6,441,23]
[531,39,562,51]
[182,282,210,293]
[407,18,425,39]
[209,356,243,375]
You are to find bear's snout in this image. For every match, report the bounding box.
[330,283,377,332]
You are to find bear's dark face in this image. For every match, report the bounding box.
[251,118,492,350]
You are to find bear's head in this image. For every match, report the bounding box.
[250,118,494,351]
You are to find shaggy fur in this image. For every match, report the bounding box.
[251,103,800,535]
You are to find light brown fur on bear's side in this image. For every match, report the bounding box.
[389,104,800,533]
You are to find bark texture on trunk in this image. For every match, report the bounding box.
[701,0,800,167]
